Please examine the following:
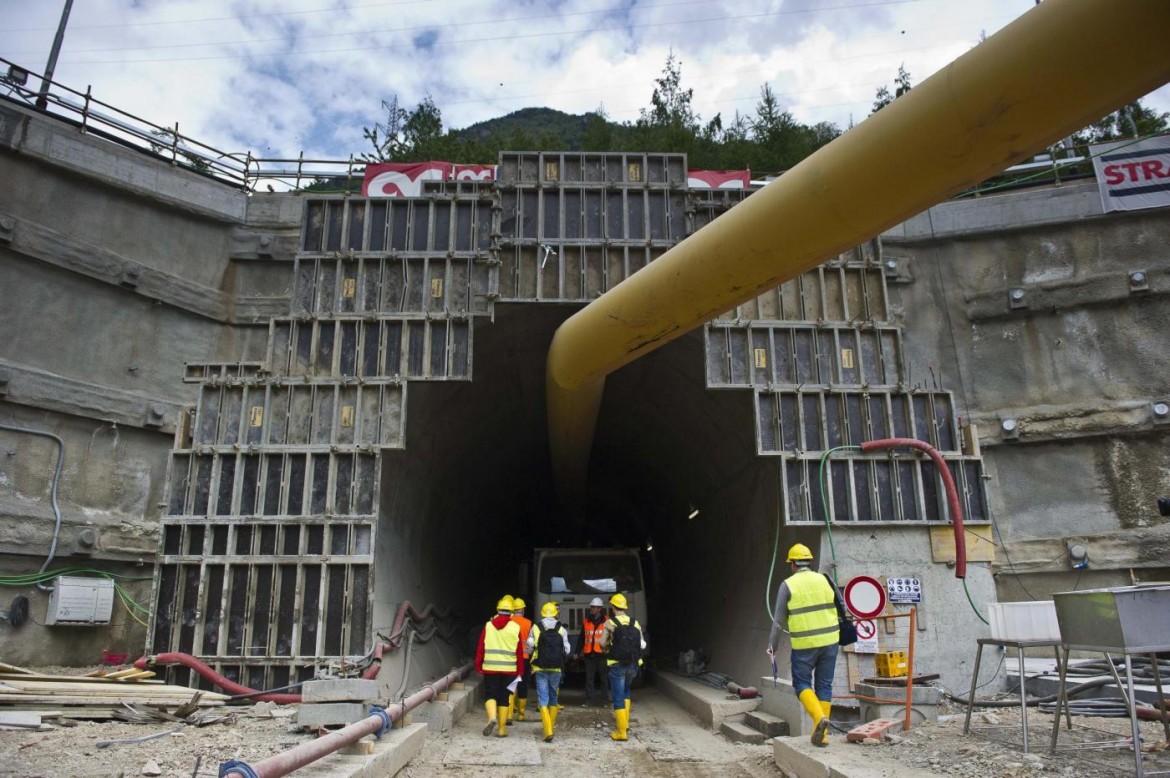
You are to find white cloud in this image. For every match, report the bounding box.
[2,0,1168,163]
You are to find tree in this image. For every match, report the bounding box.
[402,95,445,157]
[635,53,703,155]
[870,65,912,115]
[1072,100,1170,147]
[582,106,613,151]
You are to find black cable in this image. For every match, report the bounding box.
[946,676,1112,708]
[226,681,304,701]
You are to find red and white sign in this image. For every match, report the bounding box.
[844,576,887,619]
[853,619,879,654]
[1091,136,1170,212]
[687,169,751,189]
[362,162,450,197]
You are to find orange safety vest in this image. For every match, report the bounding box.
[511,615,534,657]
[582,616,607,654]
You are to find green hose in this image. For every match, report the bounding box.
[818,446,860,585]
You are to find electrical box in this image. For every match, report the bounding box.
[875,650,908,678]
[45,576,115,626]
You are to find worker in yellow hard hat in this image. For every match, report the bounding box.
[527,601,570,742]
[475,595,522,737]
[507,597,534,723]
[766,543,842,748]
[602,591,645,742]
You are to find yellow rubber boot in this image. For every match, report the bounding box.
[799,689,829,747]
[550,705,559,730]
[496,706,508,737]
[540,706,554,742]
[517,697,528,721]
[506,693,515,724]
[610,708,628,741]
[624,698,632,732]
[483,700,498,736]
[818,701,832,745]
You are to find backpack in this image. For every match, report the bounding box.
[535,623,566,669]
[609,618,642,664]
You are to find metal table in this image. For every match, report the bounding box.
[1048,585,1170,778]
[963,637,1063,753]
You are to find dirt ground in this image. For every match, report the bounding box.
[4,671,1170,777]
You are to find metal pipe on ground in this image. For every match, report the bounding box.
[545,0,1170,501]
[220,663,472,778]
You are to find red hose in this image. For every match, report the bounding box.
[134,652,303,704]
[135,601,455,700]
[860,437,967,579]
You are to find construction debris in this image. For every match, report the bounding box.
[0,667,229,720]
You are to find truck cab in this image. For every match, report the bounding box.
[530,547,649,657]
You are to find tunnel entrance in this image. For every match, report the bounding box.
[149,151,986,693]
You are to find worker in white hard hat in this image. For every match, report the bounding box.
[573,596,610,706]
[766,543,842,748]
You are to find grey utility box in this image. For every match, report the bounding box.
[1052,584,1170,652]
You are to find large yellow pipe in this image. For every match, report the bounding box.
[547,0,1170,499]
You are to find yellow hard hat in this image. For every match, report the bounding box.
[512,597,526,611]
[787,543,814,562]
[496,595,514,612]
[609,593,628,609]
[540,601,559,618]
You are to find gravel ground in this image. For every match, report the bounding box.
[5,667,1169,778]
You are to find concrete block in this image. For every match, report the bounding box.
[774,736,948,778]
[846,718,900,743]
[721,719,765,744]
[297,702,370,728]
[855,682,940,725]
[746,709,789,737]
[654,671,758,729]
[292,722,429,778]
[757,676,813,737]
[301,679,380,703]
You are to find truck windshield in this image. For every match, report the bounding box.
[537,554,643,595]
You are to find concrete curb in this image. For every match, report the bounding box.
[773,736,948,778]
[292,722,429,777]
[653,671,760,730]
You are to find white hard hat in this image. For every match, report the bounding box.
[589,597,604,607]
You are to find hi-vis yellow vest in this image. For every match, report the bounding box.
[483,619,521,673]
[786,570,838,650]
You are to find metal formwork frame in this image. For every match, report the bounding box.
[497,243,672,301]
[302,196,494,255]
[713,262,890,323]
[706,322,904,388]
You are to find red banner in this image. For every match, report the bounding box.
[362,161,451,197]
[453,164,496,182]
[687,169,751,189]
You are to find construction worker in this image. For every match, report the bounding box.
[602,592,645,742]
[573,596,609,706]
[766,543,840,748]
[508,596,534,722]
[527,601,570,742]
[475,595,523,737]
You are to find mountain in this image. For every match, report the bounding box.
[454,107,599,148]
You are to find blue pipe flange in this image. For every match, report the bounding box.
[370,705,393,738]
[219,759,260,778]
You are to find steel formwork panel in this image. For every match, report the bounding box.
[166,450,379,518]
[183,362,269,384]
[497,152,687,185]
[712,262,889,323]
[706,323,903,388]
[191,382,404,449]
[687,188,756,234]
[267,317,472,381]
[497,243,670,301]
[496,187,687,243]
[302,196,494,254]
[291,253,493,317]
[150,554,372,674]
[780,450,988,525]
[754,389,960,455]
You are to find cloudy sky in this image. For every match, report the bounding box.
[3,0,1169,166]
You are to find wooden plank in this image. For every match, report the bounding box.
[0,712,42,727]
[0,662,34,675]
[930,524,996,563]
[0,679,228,699]
[0,694,225,707]
[0,672,164,685]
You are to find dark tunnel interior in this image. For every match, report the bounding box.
[379,303,781,668]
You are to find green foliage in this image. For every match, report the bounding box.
[1072,101,1170,148]
[357,53,843,175]
[149,128,211,173]
[871,66,912,115]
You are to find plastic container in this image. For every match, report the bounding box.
[987,601,1061,642]
[875,651,908,677]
